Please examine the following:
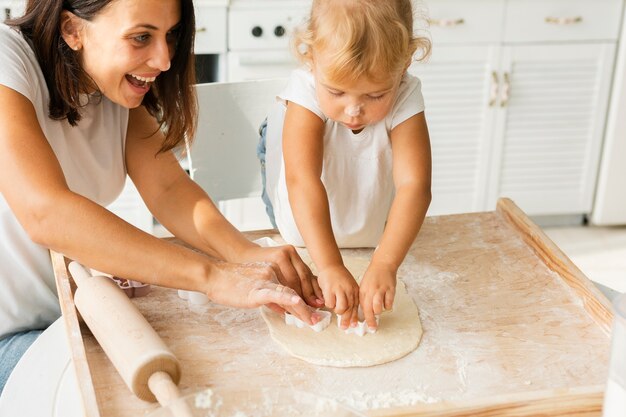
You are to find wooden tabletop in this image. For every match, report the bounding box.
[52,199,613,417]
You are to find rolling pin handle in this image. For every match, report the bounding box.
[68,261,92,286]
[148,371,193,417]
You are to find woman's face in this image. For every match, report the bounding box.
[69,0,181,108]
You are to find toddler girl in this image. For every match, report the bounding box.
[259,0,432,331]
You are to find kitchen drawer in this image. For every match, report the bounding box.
[422,0,505,45]
[504,0,623,43]
[194,5,227,54]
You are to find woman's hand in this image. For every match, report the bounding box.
[359,262,397,331]
[316,264,360,329]
[205,260,320,325]
[234,244,325,308]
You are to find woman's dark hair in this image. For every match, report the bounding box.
[8,0,197,153]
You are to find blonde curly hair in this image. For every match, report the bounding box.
[293,0,431,84]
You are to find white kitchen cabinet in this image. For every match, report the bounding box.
[194,2,227,55]
[409,46,498,214]
[488,44,615,215]
[409,0,622,217]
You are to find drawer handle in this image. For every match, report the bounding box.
[489,71,499,107]
[545,16,583,25]
[429,18,465,27]
[196,27,207,33]
[500,72,510,108]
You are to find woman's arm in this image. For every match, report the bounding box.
[0,86,316,322]
[283,102,360,327]
[0,86,214,289]
[126,105,323,308]
[360,112,432,328]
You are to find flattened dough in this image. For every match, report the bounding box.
[261,256,423,367]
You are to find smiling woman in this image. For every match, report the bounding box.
[0,0,323,396]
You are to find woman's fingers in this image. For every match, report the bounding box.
[311,276,324,304]
[251,283,318,325]
[289,252,324,307]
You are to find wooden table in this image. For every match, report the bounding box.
[52,199,613,416]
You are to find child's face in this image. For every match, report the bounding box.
[69,0,181,109]
[313,54,401,132]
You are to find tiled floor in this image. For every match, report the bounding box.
[544,225,626,297]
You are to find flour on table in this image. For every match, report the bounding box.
[260,256,423,367]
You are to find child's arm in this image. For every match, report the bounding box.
[360,112,432,330]
[282,101,361,329]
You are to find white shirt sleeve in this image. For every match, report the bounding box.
[278,68,327,122]
[0,24,40,104]
[389,73,426,131]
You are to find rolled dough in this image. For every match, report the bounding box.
[260,256,423,367]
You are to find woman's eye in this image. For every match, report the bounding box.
[133,34,150,43]
[368,94,385,101]
[328,90,343,97]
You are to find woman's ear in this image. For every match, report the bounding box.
[59,10,83,51]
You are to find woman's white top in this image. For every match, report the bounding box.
[0,24,129,339]
[265,68,425,248]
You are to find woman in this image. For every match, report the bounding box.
[0,0,323,392]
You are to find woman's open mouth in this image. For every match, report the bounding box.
[125,73,157,93]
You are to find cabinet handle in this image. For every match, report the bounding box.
[545,16,583,25]
[489,71,499,107]
[196,27,207,33]
[429,18,465,27]
[500,72,510,108]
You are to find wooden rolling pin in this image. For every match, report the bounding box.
[68,262,189,413]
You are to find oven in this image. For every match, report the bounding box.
[227,0,311,81]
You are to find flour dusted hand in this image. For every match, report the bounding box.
[233,244,324,308]
[206,261,319,325]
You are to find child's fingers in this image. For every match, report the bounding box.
[349,302,359,328]
[361,300,378,330]
[340,304,353,329]
[334,292,348,315]
[384,288,396,311]
[324,289,337,311]
[372,292,385,316]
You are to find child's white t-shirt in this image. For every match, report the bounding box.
[265,68,425,248]
[0,24,129,339]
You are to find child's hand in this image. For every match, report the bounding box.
[359,262,397,331]
[316,264,360,329]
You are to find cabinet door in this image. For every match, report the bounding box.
[488,43,616,215]
[409,45,499,215]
